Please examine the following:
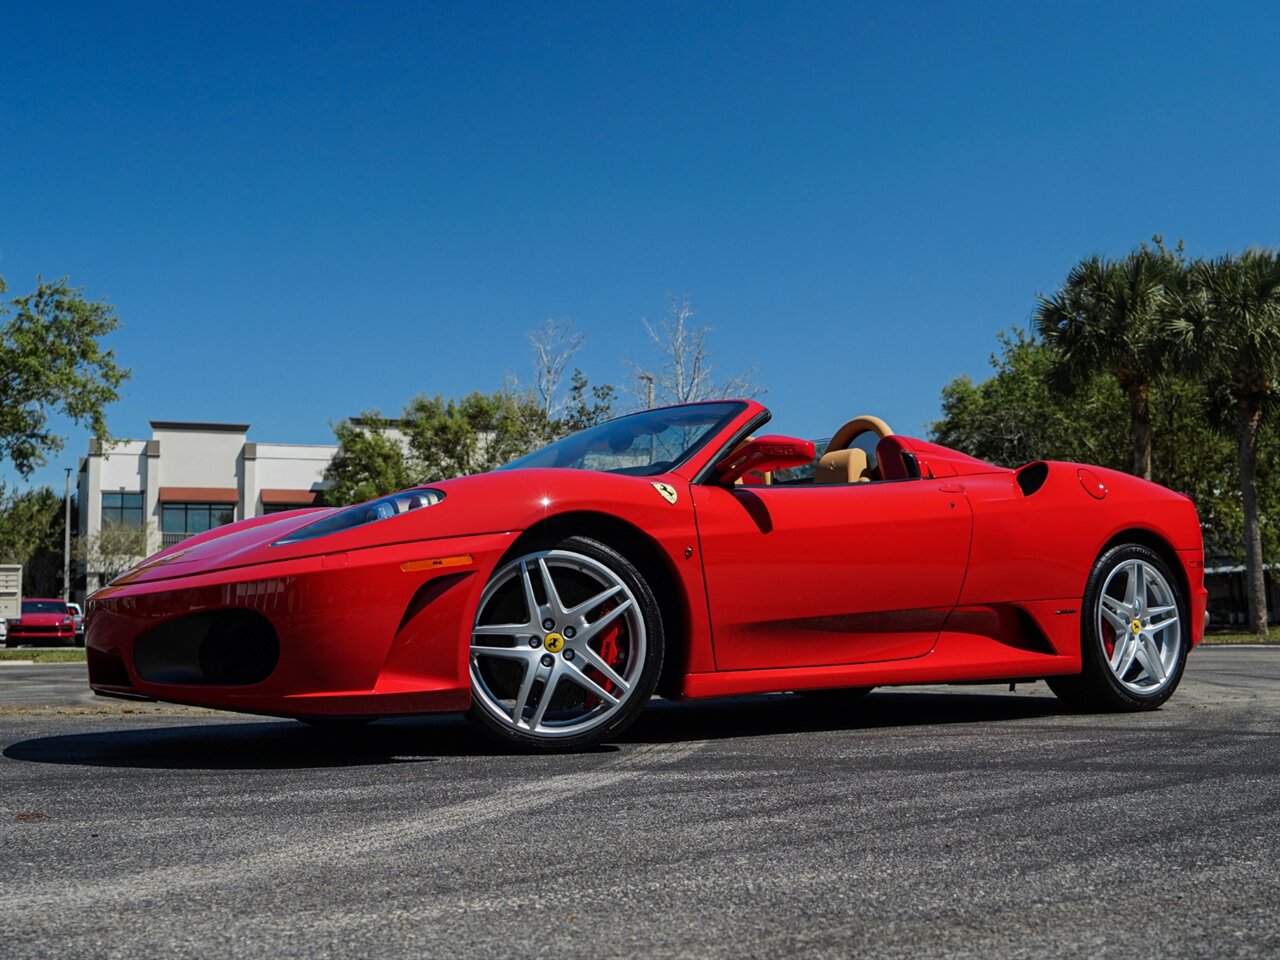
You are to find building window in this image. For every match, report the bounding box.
[162,502,235,538]
[102,491,145,527]
[262,503,312,514]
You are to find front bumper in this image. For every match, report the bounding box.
[6,625,76,645]
[85,532,516,718]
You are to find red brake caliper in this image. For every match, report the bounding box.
[582,602,624,709]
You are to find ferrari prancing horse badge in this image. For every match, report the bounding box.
[652,482,678,505]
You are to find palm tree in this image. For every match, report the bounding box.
[1036,248,1178,480]
[1170,250,1280,637]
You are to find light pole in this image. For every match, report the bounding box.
[639,373,655,410]
[63,467,72,601]
[638,373,657,463]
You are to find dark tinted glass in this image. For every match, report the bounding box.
[500,402,745,477]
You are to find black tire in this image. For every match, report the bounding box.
[468,535,664,753]
[1048,543,1188,711]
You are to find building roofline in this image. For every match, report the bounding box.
[149,420,250,433]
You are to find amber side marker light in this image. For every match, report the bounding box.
[401,554,474,573]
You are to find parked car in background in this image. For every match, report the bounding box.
[5,598,76,647]
[67,602,86,646]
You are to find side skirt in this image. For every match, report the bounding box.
[681,600,1083,699]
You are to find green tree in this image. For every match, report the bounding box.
[932,329,1129,468]
[401,390,551,480]
[1169,249,1280,636]
[1,276,130,477]
[561,369,616,434]
[0,485,66,596]
[1035,245,1181,480]
[322,414,412,507]
[930,328,1258,564]
[323,391,559,506]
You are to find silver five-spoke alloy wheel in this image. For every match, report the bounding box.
[1049,542,1188,711]
[470,547,647,740]
[1097,557,1182,695]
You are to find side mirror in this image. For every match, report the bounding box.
[712,435,816,486]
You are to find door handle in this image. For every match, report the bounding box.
[937,483,965,494]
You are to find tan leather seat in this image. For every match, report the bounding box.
[814,447,872,484]
[814,414,893,484]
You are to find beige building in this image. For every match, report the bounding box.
[76,421,337,597]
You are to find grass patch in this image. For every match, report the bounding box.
[1201,629,1277,645]
[0,648,87,663]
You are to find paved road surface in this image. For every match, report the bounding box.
[1,648,1277,959]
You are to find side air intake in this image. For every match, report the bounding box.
[1016,462,1049,496]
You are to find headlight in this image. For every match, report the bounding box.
[272,489,444,546]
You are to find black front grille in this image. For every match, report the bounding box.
[134,609,280,686]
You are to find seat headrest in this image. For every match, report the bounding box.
[874,435,911,481]
[814,448,871,484]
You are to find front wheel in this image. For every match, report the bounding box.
[1048,544,1188,711]
[468,536,664,752]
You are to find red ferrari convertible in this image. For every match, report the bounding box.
[86,400,1206,751]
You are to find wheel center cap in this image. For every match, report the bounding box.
[1131,619,1142,635]
[544,632,565,653]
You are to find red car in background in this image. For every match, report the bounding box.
[6,598,77,647]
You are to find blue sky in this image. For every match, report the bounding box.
[2,0,1277,492]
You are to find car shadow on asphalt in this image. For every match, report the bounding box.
[2,688,1070,770]
[625,689,1067,744]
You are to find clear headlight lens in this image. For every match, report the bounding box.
[272,489,444,546]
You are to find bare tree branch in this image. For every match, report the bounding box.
[627,296,763,406]
[527,317,585,420]
[73,520,153,585]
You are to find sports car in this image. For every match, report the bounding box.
[7,598,77,647]
[85,399,1207,751]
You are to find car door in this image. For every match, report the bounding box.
[690,479,973,670]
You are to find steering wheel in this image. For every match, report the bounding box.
[825,415,894,453]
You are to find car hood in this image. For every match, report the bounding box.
[99,467,681,589]
[16,613,70,625]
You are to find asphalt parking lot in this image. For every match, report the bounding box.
[1,647,1277,959]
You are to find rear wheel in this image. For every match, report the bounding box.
[468,536,663,752]
[1048,544,1187,710]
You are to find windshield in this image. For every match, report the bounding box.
[500,401,746,477]
[22,600,67,615]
